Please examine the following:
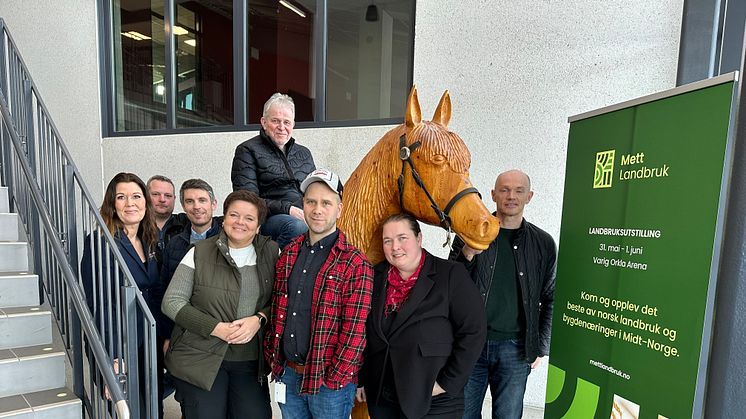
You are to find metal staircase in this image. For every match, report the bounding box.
[0,18,158,419]
[0,186,82,418]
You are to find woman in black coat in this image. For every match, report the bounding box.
[357,213,487,419]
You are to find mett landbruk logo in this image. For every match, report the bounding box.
[594,150,615,188]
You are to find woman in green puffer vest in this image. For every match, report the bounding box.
[162,190,279,418]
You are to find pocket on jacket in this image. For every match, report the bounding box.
[179,330,227,355]
[169,326,187,351]
[419,342,452,357]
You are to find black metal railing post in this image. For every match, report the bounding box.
[123,285,140,417]
[24,80,43,302]
[0,19,169,419]
[0,120,7,184]
[65,162,85,403]
[22,81,33,166]
[0,21,7,106]
[65,163,79,275]
[70,303,85,400]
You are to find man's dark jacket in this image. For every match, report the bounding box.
[449,217,557,362]
[158,218,222,337]
[231,129,315,216]
[156,213,189,264]
[360,253,486,419]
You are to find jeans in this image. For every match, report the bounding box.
[462,339,531,419]
[260,214,308,249]
[278,366,356,419]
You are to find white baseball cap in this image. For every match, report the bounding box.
[300,168,344,198]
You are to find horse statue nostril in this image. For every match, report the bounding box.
[480,220,489,237]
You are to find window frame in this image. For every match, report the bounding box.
[98,0,416,137]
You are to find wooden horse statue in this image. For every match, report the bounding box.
[338,86,500,265]
[342,86,500,418]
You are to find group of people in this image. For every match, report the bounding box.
[80,93,557,419]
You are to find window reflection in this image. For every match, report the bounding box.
[247,0,315,123]
[109,0,414,132]
[176,1,234,127]
[326,0,414,121]
[114,0,166,131]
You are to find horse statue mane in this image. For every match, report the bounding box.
[338,86,500,265]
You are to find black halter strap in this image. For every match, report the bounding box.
[397,134,481,231]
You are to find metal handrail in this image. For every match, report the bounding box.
[0,95,130,418]
[0,18,159,419]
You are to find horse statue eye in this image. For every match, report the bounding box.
[432,154,446,164]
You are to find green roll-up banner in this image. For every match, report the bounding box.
[545,74,738,419]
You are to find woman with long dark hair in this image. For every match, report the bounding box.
[81,172,166,417]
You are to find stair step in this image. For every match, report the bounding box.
[0,387,81,419]
[0,307,52,350]
[0,188,7,213]
[0,344,65,398]
[0,273,39,308]
[0,213,20,242]
[0,243,28,273]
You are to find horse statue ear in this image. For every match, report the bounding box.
[432,90,451,128]
[405,85,422,129]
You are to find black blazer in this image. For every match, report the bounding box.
[81,230,167,346]
[360,252,486,419]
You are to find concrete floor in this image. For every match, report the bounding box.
[163,392,545,418]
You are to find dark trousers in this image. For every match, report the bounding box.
[173,360,271,419]
[369,392,465,419]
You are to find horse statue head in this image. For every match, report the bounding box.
[338,86,500,264]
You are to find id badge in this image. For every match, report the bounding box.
[274,381,287,404]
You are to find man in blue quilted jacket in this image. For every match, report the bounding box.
[231,93,316,248]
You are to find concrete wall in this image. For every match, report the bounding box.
[2,0,684,412]
[410,0,683,407]
[102,124,397,213]
[0,0,104,201]
[104,1,683,408]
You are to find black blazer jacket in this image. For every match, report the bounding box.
[360,252,487,419]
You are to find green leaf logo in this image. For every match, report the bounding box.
[594,150,615,189]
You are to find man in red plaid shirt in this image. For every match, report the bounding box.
[264,168,373,418]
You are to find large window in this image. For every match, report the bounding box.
[103,0,415,134]
[112,0,166,131]
[176,1,235,127]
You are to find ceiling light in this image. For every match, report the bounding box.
[155,85,166,96]
[121,31,152,41]
[172,25,189,36]
[279,0,306,18]
[184,39,196,47]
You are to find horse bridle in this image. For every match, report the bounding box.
[397,134,481,235]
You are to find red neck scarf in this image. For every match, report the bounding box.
[385,252,426,316]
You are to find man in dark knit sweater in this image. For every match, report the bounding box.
[450,170,557,419]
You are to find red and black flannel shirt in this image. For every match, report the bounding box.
[264,229,373,394]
